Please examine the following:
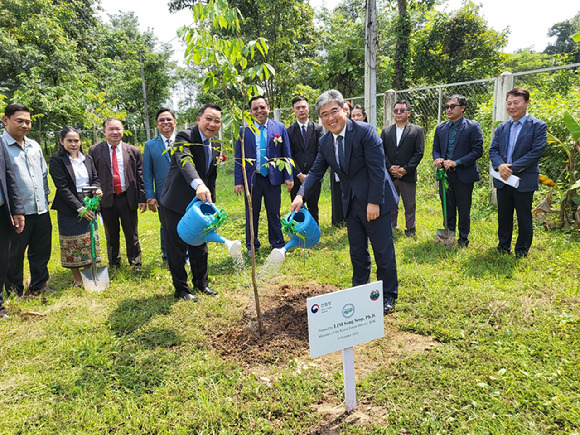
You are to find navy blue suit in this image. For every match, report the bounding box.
[299,119,399,298]
[489,115,546,254]
[144,135,172,261]
[432,117,483,241]
[0,139,24,308]
[235,119,293,250]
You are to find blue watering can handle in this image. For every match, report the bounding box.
[287,210,296,223]
[186,196,219,214]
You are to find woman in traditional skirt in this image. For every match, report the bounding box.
[49,127,102,287]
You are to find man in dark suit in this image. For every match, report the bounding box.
[0,138,25,318]
[489,88,546,257]
[291,90,399,314]
[144,108,177,263]
[159,104,223,301]
[432,94,483,247]
[381,100,425,237]
[287,96,323,224]
[89,118,146,268]
[234,96,293,254]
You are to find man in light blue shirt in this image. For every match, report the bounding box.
[1,104,52,297]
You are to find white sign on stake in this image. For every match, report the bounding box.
[307,281,385,412]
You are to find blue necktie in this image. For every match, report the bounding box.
[337,135,346,172]
[204,139,212,172]
[507,120,519,164]
[259,125,268,176]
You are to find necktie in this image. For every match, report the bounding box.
[301,124,307,145]
[204,139,212,172]
[166,138,172,149]
[507,120,519,164]
[259,125,268,177]
[111,145,122,194]
[337,135,346,172]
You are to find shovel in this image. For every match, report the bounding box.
[435,168,455,249]
[80,190,109,291]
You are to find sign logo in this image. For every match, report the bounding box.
[370,289,380,301]
[342,303,355,318]
[311,304,320,314]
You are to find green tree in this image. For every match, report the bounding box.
[544,12,580,63]
[411,2,507,84]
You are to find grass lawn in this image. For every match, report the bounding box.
[0,154,578,434]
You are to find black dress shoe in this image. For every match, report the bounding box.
[197,286,218,296]
[175,292,199,302]
[515,250,528,258]
[458,237,469,247]
[383,295,397,315]
[404,228,416,237]
[497,247,511,255]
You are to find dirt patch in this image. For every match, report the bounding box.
[212,283,437,431]
[212,283,437,373]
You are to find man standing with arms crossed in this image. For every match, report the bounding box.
[291,90,399,314]
[144,108,177,264]
[287,96,323,224]
[2,104,52,297]
[160,104,223,301]
[0,136,25,317]
[381,100,425,237]
[489,88,546,257]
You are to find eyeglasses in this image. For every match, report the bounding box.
[444,104,462,110]
[320,107,342,120]
[251,105,268,111]
[393,109,408,114]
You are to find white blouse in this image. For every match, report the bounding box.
[69,153,90,193]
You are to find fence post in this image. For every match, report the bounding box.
[274,108,281,123]
[489,72,514,205]
[437,87,442,125]
[384,90,396,128]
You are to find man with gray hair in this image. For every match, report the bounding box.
[291,90,399,314]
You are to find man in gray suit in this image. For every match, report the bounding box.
[381,100,425,237]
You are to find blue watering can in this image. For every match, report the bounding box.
[268,207,321,263]
[177,197,242,256]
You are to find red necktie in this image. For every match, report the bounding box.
[112,145,122,195]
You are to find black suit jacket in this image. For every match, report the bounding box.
[287,120,323,177]
[0,138,25,225]
[432,117,483,184]
[381,122,425,183]
[160,125,220,215]
[88,141,145,209]
[299,119,398,217]
[49,152,101,216]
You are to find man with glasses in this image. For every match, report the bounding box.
[287,96,323,224]
[489,88,546,258]
[144,108,177,264]
[432,94,483,247]
[291,90,399,315]
[381,100,425,237]
[160,103,223,301]
[234,96,293,255]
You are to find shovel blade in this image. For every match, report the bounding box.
[81,266,110,292]
[436,228,455,238]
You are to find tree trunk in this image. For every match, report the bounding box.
[393,0,410,90]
